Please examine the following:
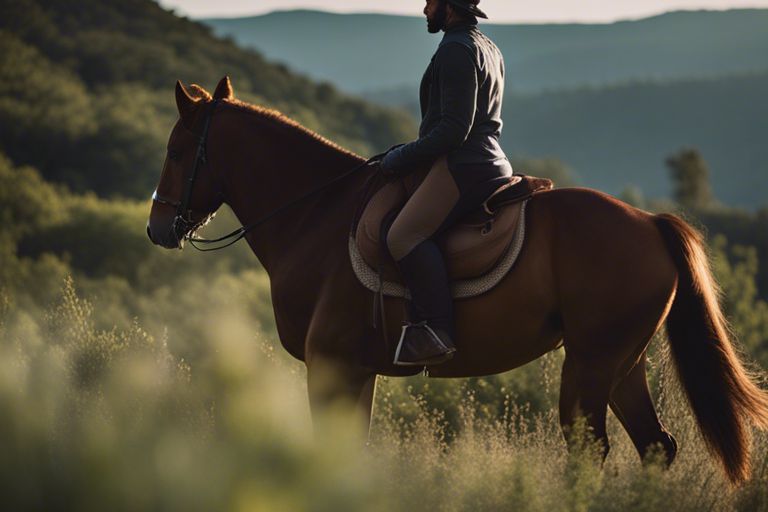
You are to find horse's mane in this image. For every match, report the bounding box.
[224,98,361,160]
[188,84,361,160]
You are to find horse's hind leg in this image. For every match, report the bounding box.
[559,352,614,461]
[609,355,678,465]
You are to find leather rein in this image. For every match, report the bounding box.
[152,99,386,251]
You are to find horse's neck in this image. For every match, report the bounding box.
[217,106,368,275]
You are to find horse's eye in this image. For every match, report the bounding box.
[168,149,180,161]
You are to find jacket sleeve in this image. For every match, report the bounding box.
[380,42,478,173]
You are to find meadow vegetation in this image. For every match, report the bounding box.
[2,148,768,510]
[1,266,767,510]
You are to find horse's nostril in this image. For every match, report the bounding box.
[146,223,153,242]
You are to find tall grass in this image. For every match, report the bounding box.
[0,277,765,511]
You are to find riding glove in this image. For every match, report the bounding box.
[379,143,407,181]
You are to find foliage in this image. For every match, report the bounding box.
[0,0,416,198]
[0,153,266,345]
[1,146,767,508]
[710,236,768,367]
[0,278,766,510]
[656,149,768,302]
[696,207,768,301]
[667,148,714,210]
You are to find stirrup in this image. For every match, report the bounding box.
[393,320,456,367]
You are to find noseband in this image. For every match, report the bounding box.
[152,100,221,247]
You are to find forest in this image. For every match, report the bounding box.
[1,0,767,509]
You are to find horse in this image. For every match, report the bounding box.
[147,76,768,484]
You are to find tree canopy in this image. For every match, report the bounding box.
[0,0,416,198]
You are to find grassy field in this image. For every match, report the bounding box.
[2,276,766,511]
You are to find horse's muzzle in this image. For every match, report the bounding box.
[146,220,182,249]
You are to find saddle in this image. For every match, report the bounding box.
[352,173,553,285]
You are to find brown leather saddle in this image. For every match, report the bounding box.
[353,173,554,283]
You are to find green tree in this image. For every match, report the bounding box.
[0,32,97,185]
[710,235,768,366]
[666,148,714,210]
[0,0,416,198]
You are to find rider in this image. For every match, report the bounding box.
[380,0,513,366]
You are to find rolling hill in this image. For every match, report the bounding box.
[0,0,415,197]
[204,9,768,207]
[501,72,768,205]
[204,9,768,94]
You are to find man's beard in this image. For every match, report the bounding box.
[427,1,447,33]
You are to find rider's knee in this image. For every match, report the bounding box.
[386,225,405,261]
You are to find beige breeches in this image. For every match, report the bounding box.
[386,156,461,261]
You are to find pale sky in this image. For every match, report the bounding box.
[158,0,768,22]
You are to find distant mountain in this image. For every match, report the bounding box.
[205,9,768,207]
[204,9,768,94]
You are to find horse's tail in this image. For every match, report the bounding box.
[654,213,768,484]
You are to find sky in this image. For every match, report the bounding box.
[157,0,768,22]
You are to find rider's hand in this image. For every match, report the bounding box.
[380,146,398,169]
[367,160,399,183]
[369,143,406,183]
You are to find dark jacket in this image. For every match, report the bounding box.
[381,20,512,191]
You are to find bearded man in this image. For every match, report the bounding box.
[380,0,514,366]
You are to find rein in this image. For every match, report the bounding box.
[188,154,382,251]
[153,100,386,252]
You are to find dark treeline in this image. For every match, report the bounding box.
[0,0,416,198]
[503,72,768,207]
[653,149,768,306]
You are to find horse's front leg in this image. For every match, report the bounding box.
[306,353,377,439]
[301,271,381,439]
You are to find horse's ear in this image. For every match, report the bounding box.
[175,80,197,125]
[213,76,234,100]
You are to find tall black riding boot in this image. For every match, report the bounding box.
[393,239,456,366]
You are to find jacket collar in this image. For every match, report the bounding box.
[443,20,478,34]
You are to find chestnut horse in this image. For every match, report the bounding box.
[147,77,768,484]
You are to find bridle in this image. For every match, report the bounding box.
[152,99,387,252]
[152,98,222,248]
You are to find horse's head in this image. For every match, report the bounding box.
[147,76,234,249]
